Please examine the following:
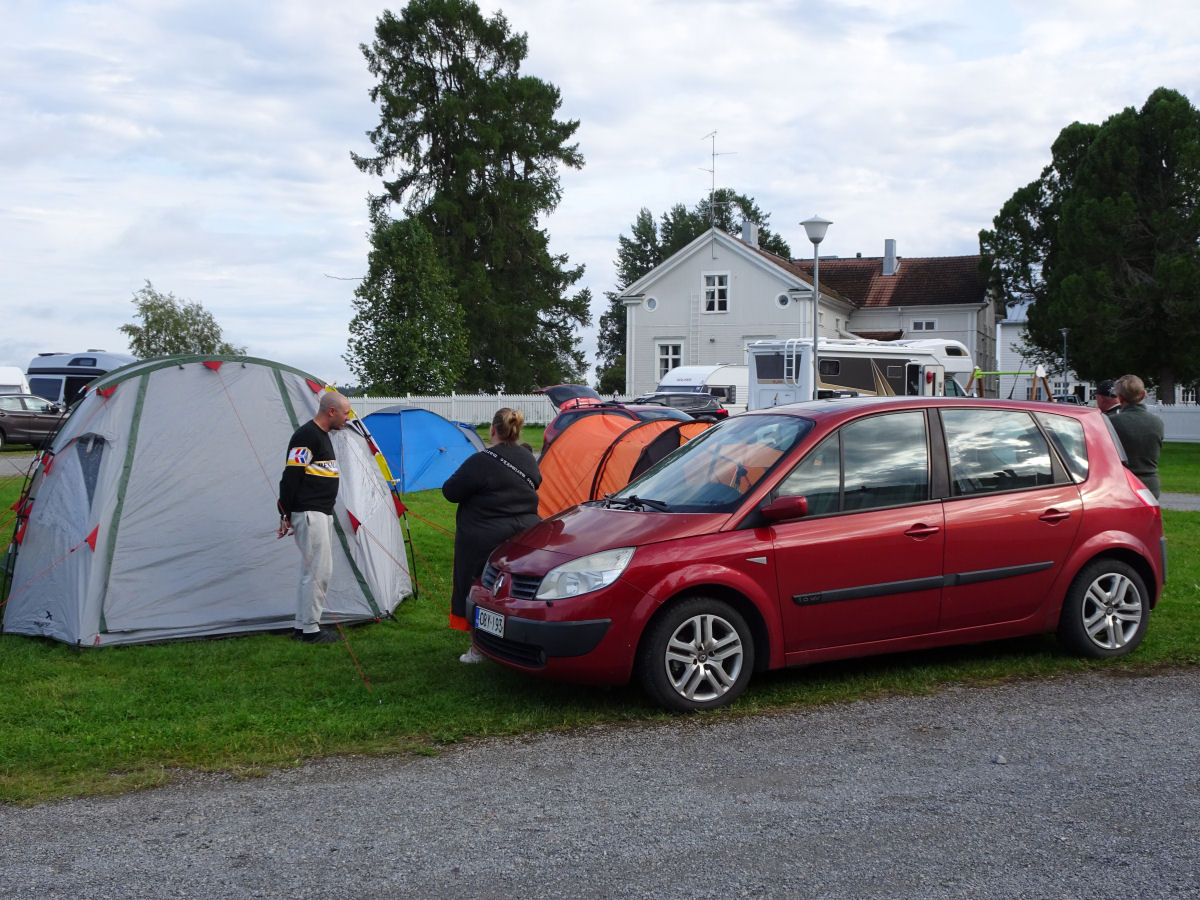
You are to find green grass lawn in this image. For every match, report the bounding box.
[0,440,1196,805]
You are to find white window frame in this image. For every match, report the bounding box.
[911,319,937,332]
[702,272,729,314]
[657,342,683,379]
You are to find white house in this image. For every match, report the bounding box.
[619,225,998,396]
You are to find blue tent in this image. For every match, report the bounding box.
[363,405,485,493]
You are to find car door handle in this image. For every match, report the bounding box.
[904,523,940,538]
[1039,509,1071,523]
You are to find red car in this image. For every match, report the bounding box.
[468,397,1166,711]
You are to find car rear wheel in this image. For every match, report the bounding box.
[1057,559,1149,658]
[637,596,754,712]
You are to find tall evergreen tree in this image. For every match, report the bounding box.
[981,88,1200,399]
[354,0,589,391]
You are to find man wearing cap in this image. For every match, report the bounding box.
[1110,375,1164,498]
[1095,380,1121,417]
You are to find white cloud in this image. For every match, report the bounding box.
[1,0,1197,384]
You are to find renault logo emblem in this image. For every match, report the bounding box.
[494,573,506,595]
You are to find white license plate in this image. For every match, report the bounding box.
[475,606,505,638]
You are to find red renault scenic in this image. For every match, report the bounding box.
[467,397,1166,711]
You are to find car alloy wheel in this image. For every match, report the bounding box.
[638,596,754,711]
[1057,559,1149,658]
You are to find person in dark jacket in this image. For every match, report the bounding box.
[1110,374,1164,498]
[1095,379,1121,417]
[442,407,541,662]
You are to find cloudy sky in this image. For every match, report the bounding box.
[3,0,1197,385]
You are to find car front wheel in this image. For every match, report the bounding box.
[637,596,754,712]
[1057,559,1149,658]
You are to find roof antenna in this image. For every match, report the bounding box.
[701,131,736,257]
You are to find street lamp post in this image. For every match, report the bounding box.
[1060,327,1070,400]
[801,216,832,400]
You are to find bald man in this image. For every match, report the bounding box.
[277,390,353,643]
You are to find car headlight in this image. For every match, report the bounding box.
[536,547,636,601]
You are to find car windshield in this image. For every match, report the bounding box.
[610,414,814,512]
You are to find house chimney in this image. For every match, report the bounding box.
[883,239,899,276]
[740,220,759,248]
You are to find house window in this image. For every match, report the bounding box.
[645,297,658,312]
[703,273,729,313]
[911,319,937,331]
[657,343,682,378]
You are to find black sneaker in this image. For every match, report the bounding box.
[298,628,340,644]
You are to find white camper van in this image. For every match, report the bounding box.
[746,338,971,410]
[653,364,749,413]
[27,351,138,406]
[0,366,31,395]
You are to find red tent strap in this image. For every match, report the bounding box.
[14,522,25,545]
[84,525,99,552]
[392,495,408,516]
[203,360,223,371]
[305,379,325,394]
[95,385,118,398]
[347,511,362,534]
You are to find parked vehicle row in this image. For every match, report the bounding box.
[466,396,1166,711]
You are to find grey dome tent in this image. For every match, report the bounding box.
[362,405,484,494]
[3,355,412,646]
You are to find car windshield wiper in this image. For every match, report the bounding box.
[603,494,670,512]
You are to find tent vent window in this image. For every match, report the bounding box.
[75,435,108,508]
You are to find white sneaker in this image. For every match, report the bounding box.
[459,646,486,664]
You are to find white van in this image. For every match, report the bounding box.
[27,351,138,406]
[654,364,749,413]
[0,366,31,395]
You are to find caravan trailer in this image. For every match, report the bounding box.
[27,350,137,406]
[746,338,971,410]
[653,364,749,413]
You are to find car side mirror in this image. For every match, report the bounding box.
[760,494,809,523]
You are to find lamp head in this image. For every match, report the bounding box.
[801,215,832,245]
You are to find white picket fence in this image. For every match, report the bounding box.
[347,393,608,427]
[347,393,1200,441]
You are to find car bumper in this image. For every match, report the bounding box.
[466,583,641,684]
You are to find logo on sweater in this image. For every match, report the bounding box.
[287,447,312,466]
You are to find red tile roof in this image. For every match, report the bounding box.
[791,255,988,308]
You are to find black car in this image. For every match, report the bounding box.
[0,394,67,449]
[629,392,729,420]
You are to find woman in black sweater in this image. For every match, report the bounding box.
[442,407,541,662]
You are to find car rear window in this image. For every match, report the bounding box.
[941,408,1056,496]
[1036,412,1089,481]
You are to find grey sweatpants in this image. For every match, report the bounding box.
[292,510,333,632]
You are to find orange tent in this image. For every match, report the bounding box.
[538,413,713,518]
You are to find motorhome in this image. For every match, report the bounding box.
[27,350,137,406]
[653,364,749,413]
[746,338,971,410]
[0,366,31,395]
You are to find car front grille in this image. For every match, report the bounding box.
[474,628,546,668]
[481,564,542,601]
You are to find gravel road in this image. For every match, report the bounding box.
[1,668,1197,899]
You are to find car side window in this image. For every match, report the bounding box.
[1036,412,1089,482]
[0,397,22,411]
[776,411,929,514]
[942,408,1056,496]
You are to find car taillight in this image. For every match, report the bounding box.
[1125,468,1160,511]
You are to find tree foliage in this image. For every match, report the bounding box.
[595,191,791,389]
[980,88,1200,398]
[345,215,468,394]
[354,0,589,391]
[118,281,245,358]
